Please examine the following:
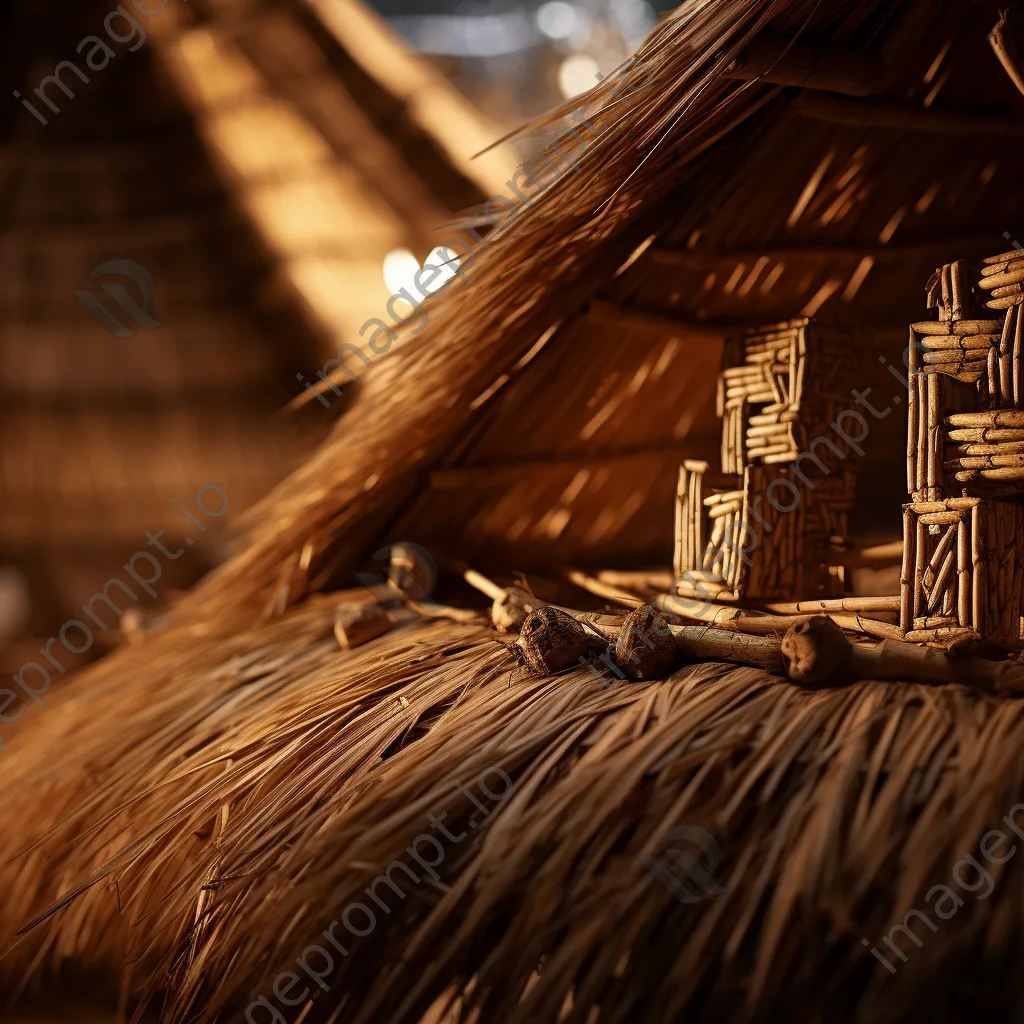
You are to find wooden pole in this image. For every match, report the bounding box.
[722,36,885,96]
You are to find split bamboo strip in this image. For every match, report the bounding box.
[948,410,1024,427]
[957,517,970,628]
[912,319,1003,335]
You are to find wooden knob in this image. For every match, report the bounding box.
[517,607,587,674]
[780,615,852,685]
[615,605,679,681]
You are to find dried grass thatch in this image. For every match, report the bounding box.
[4,0,1024,1020]
[6,603,1024,1022]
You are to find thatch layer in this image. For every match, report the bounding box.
[4,1,1024,1019]
[5,604,1024,1022]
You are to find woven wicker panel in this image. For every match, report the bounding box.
[900,497,1024,646]
[718,318,856,476]
[673,463,853,602]
[909,252,1024,501]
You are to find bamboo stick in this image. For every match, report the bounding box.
[1014,305,1024,406]
[972,502,983,631]
[940,263,953,321]
[919,510,962,526]
[918,334,1000,350]
[948,427,1024,442]
[781,616,1024,690]
[674,467,687,580]
[980,266,1024,290]
[670,624,786,673]
[948,410,1024,427]
[703,489,744,506]
[725,612,904,639]
[991,282,1024,301]
[927,543,957,614]
[985,294,1024,310]
[957,517,970,627]
[761,596,900,613]
[907,332,918,495]
[912,319,1003,335]
[923,347,997,364]
[981,256,1024,276]
[956,441,1024,456]
[951,454,1024,469]
[900,505,914,630]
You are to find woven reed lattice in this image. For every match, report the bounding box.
[902,250,1024,646]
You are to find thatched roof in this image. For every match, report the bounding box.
[5,600,1024,1024]
[4,0,1024,1021]
[0,0,515,652]
[166,0,1024,629]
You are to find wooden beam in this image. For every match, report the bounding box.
[651,232,1018,269]
[586,299,729,340]
[793,91,1024,135]
[722,36,885,98]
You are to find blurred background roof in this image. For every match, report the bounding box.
[5,0,656,673]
